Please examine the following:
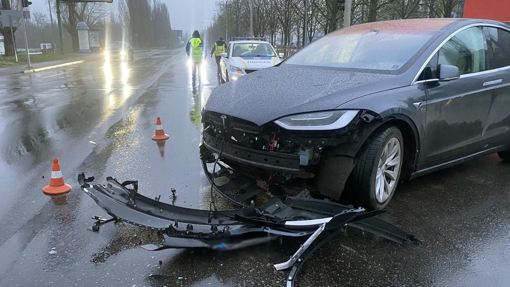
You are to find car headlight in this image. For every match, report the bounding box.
[274,110,359,131]
[229,66,244,74]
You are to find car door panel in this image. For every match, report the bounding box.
[420,76,491,169]
[482,27,510,149]
[418,26,491,170]
[481,70,510,149]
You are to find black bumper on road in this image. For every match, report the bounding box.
[79,170,420,287]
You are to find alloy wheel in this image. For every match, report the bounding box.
[375,137,402,203]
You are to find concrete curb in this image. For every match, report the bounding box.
[22,60,86,74]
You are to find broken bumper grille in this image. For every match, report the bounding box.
[202,132,300,173]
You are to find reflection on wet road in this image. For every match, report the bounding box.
[1,49,510,287]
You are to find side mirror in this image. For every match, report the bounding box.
[221,53,228,58]
[438,64,460,81]
[279,53,284,58]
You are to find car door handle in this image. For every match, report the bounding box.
[483,79,502,87]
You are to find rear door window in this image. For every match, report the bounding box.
[486,27,510,69]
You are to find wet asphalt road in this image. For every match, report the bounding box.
[0,49,509,287]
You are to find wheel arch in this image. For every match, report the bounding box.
[381,115,420,180]
[343,112,420,180]
[317,111,420,200]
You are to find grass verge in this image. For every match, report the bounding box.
[0,53,83,68]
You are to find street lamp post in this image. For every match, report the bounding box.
[22,10,31,68]
[344,0,352,28]
[249,0,253,37]
[224,0,228,41]
[304,0,308,47]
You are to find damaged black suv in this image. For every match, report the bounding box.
[200,18,510,210]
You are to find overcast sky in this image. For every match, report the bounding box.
[31,0,217,34]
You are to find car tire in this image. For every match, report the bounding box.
[497,150,510,161]
[350,126,404,210]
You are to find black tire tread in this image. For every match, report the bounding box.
[350,125,402,210]
[498,150,510,161]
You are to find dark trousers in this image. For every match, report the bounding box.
[191,61,201,86]
[214,56,221,76]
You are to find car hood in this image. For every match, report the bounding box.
[205,65,399,126]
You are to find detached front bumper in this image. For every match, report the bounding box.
[79,169,420,287]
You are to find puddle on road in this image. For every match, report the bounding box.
[91,224,163,264]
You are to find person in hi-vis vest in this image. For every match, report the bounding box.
[185,30,205,88]
[210,37,226,77]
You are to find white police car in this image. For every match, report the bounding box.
[219,40,283,83]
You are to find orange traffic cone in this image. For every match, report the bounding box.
[151,117,169,141]
[156,140,166,158]
[43,158,72,205]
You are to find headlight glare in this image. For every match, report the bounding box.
[229,66,243,73]
[274,110,359,130]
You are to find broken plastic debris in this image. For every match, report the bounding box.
[49,250,57,255]
[89,141,97,145]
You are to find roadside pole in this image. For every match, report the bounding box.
[56,0,64,54]
[22,10,31,69]
[344,0,352,28]
[304,0,308,47]
[8,15,18,62]
[249,0,253,37]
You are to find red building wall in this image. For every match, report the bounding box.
[463,0,510,22]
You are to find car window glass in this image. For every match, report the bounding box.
[438,27,486,75]
[417,53,438,81]
[487,27,510,69]
[284,30,435,71]
[232,43,276,57]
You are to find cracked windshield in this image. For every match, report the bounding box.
[1,0,510,287]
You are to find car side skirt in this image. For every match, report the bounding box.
[410,145,506,179]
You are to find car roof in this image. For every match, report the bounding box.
[327,18,510,38]
[327,18,459,38]
[230,40,270,44]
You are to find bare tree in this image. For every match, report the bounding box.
[206,0,465,54]
[387,0,423,19]
[422,0,464,18]
[117,0,173,48]
[59,1,110,52]
[13,10,58,49]
[152,0,172,47]
[126,0,152,48]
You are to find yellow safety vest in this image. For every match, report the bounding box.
[214,42,226,56]
[189,38,203,62]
